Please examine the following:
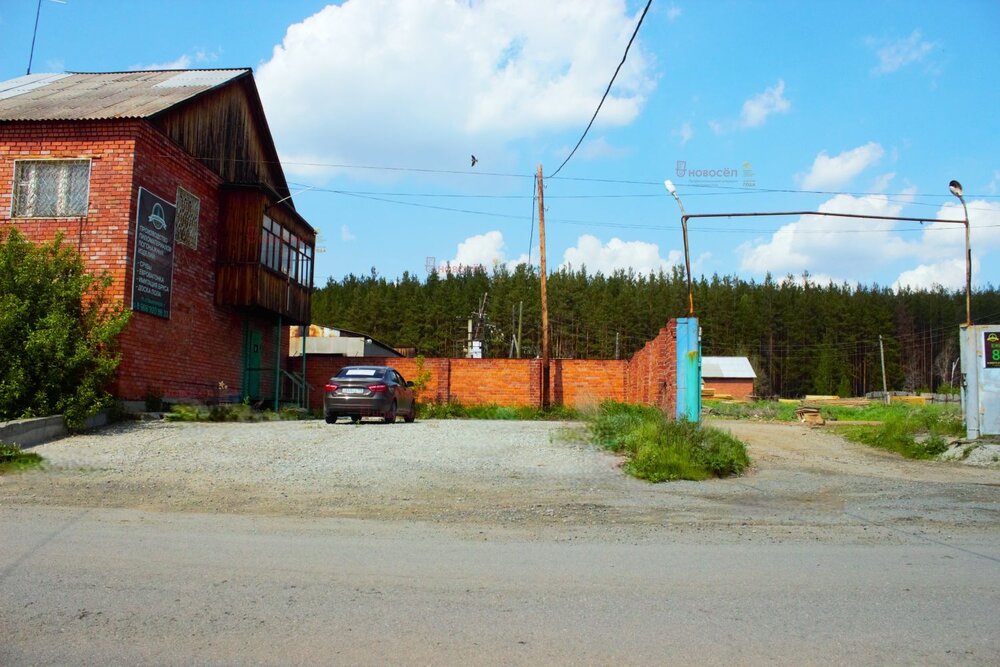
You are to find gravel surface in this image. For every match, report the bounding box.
[3,418,998,543]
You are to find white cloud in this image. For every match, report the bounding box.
[869,30,936,75]
[739,192,911,278]
[674,121,693,145]
[561,234,680,275]
[870,172,896,193]
[666,5,682,21]
[801,142,884,190]
[739,80,790,128]
[340,224,355,242]
[709,80,790,134]
[894,258,971,291]
[567,136,631,161]
[895,200,1000,290]
[987,170,1000,195]
[450,230,506,269]
[256,0,655,180]
[131,49,220,71]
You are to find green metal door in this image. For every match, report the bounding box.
[244,329,263,400]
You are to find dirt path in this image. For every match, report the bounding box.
[710,418,1000,483]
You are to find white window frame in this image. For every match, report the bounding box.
[12,159,92,218]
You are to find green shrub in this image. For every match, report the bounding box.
[586,401,750,482]
[0,229,130,430]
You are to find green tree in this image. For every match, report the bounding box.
[0,229,131,429]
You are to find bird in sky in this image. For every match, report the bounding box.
[470,154,478,167]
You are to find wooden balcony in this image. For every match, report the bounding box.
[215,184,315,325]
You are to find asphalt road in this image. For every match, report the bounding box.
[1,419,998,665]
[2,506,999,665]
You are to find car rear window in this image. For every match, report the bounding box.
[336,368,385,378]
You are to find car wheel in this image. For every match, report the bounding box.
[404,403,416,423]
[325,413,337,424]
[384,400,397,424]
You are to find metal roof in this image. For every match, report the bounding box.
[0,69,250,121]
[702,356,757,379]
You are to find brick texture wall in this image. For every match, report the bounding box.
[293,320,679,414]
[704,378,754,400]
[1,119,285,403]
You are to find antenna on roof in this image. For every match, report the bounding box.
[27,0,66,75]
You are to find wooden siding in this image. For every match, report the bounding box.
[216,187,314,324]
[154,79,288,199]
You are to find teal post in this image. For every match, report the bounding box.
[675,318,701,423]
[273,315,282,412]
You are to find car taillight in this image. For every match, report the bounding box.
[324,383,338,392]
[367,383,388,393]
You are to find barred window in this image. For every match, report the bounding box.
[13,160,91,217]
[175,187,200,248]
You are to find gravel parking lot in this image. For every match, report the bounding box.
[3,418,998,542]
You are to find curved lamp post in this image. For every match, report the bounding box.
[948,179,972,326]
[663,180,693,316]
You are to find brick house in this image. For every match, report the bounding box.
[0,69,315,407]
[702,356,756,400]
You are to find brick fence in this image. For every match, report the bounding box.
[291,320,679,414]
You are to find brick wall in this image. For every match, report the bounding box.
[1,119,285,403]
[293,320,679,414]
[704,378,754,400]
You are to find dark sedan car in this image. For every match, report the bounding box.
[323,365,416,424]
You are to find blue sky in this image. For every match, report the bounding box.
[2,0,999,290]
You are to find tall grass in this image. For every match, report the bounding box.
[586,402,749,482]
[417,401,580,421]
[837,408,962,459]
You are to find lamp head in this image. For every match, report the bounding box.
[663,179,677,195]
[949,180,963,198]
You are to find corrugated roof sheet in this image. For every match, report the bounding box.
[0,69,250,121]
[702,356,757,379]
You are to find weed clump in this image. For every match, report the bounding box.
[0,442,43,473]
[586,402,749,482]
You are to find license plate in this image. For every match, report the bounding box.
[340,387,365,395]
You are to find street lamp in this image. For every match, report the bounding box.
[664,180,694,316]
[949,179,972,326]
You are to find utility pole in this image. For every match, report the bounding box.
[879,335,890,405]
[537,165,550,409]
[516,301,523,359]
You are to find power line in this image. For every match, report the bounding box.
[547,0,653,179]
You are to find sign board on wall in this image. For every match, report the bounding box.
[985,331,1000,369]
[131,187,176,319]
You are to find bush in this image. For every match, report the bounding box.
[586,401,749,482]
[0,229,130,430]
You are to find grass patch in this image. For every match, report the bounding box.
[417,401,580,421]
[836,411,959,460]
[706,398,962,461]
[166,404,312,423]
[705,399,963,427]
[585,402,749,482]
[0,442,43,474]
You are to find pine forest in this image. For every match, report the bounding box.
[311,266,1000,399]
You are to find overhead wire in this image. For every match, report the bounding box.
[546,0,653,178]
